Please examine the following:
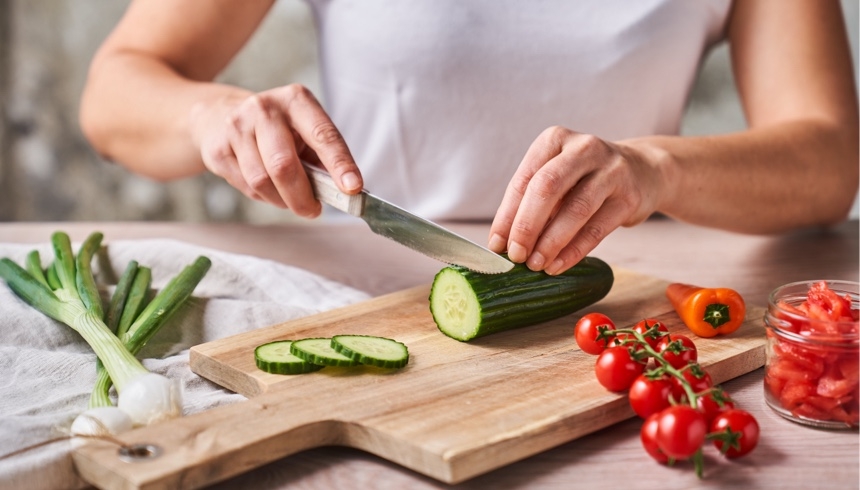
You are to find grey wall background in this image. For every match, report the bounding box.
[0,0,858,223]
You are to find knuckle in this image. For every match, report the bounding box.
[561,195,593,221]
[283,83,311,101]
[509,172,531,196]
[531,170,565,200]
[562,241,589,265]
[233,95,278,127]
[205,140,234,164]
[265,153,299,179]
[326,155,356,173]
[542,125,571,143]
[238,95,269,120]
[569,133,607,157]
[579,222,605,245]
[512,219,538,237]
[226,112,245,135]
[246,172,272,192]
[537,232,567,256]
[311,121,344,146]
[579,133,603,149]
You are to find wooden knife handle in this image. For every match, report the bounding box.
[302,162,364,216]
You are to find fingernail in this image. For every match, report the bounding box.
[527,252,545,271]
[488,233,507,252]
[508,241,528,262]
[341,171,361,191]
[545,258,565,275]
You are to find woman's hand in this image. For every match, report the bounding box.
[189,84,363,218]
[488,126,669,275]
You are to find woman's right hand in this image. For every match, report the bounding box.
[189,83,363,218]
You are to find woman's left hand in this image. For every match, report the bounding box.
[488,126,669,275]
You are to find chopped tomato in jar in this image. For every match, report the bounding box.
[765,281,859,428]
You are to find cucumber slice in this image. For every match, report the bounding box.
[254,340,325,375]
[331,335,409,369]
[290,338,360,367]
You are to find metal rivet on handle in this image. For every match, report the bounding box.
[117,443,162,462]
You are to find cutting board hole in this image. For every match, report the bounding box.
[118,443,162,462]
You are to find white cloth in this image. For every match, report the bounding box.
[0,239,370,490]
[307,0,732,220]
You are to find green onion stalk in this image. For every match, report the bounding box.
[0,231,210,430]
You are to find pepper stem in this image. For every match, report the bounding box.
[703,303,730,328]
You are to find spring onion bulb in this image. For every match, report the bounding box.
[117,373,183,426]
[70,406,134,447]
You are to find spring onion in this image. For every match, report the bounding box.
[89,256,211,411]
[0,231,211,428]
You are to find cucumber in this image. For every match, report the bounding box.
[254,340,325,375]
[331,335,409,369]
[290,338,361,367]
[430,256,614,341]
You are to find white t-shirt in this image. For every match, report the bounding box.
[306,0,732,220]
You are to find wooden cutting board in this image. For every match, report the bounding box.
[72,267,766,490]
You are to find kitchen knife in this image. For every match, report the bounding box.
[302,162,515,274]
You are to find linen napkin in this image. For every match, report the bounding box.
[0,238,370,490]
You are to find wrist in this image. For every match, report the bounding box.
[618,136,680,218]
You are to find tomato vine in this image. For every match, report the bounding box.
[573,314,760,477]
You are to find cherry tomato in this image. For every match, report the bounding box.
[697,388,736,425]
[632,318,670,351]
[710,409,760,458]
[674,363,713,400]
[655,405,707,460]
[575,313,616,355]
[640,412,669,463]
[657,333,698,369]
[594,346,646,392]
[628,374,674,419]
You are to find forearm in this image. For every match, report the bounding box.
[79,50,250,181]
[626,118,859,233]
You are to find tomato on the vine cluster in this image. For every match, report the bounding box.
[574,311,760,475]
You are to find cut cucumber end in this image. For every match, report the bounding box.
[331,335,409,369]
[429,268,482,342]
[254,341,325,375]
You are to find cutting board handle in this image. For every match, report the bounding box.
[302,161,365,216]
[72,391,349,490]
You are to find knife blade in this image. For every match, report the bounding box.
[302,162,515,274]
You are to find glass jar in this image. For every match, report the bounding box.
[763,280,859,430]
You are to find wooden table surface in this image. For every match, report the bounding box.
[1,218,858,490]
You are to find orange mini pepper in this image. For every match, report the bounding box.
[666,283,746,338]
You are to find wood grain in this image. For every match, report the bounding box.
[71,267,766,490]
